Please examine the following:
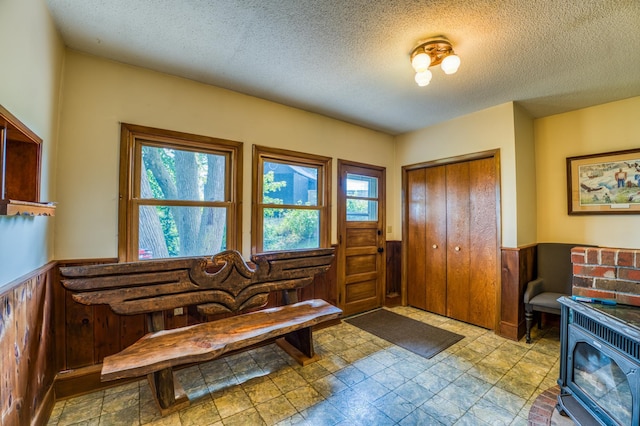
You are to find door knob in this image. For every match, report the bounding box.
[432,244,438,249]
[455,246,461,251]
[377,247,384,253]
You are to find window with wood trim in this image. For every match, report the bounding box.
[252,145,331,253]
[119,124,242,261]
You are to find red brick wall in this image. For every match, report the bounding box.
[571,247,640,306]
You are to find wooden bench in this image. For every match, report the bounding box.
[60,248,342,415]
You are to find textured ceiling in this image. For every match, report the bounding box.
[46,0,640,135]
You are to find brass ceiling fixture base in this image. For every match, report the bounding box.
[411,37,454,68]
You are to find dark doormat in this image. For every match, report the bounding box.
[345,309,464,359]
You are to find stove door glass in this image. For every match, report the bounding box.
[573,342,632,425]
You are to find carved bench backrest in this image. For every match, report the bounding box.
[60,248,334,316]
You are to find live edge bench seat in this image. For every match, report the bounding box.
[101,299,341,381]
[60,248,342,415]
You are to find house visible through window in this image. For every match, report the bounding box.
[253,146,331,253]
[120,124,242,261]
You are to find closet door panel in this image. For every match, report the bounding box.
[445,162,471,323]
[468,157,498,329]
[424,166,447,315]
[406,168,427,310]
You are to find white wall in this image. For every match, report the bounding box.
[534,96,640,249]
[55,51,395,260]
[0,0,64,288]
[393,102,520,247]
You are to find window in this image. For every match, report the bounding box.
[119,124,242,261]
[252,145,331,253]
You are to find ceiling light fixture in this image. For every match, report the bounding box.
[410,36,460,87]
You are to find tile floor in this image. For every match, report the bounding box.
[47,306,562,425]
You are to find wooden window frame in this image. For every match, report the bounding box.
[252,145,331,254]
[119,123,242,261]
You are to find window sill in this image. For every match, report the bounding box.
[0,199,56,216]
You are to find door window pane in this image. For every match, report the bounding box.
[347,173,378,198]
[347,200,378,221]
[346,173,378,221]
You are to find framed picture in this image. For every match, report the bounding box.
[567,148,640,215]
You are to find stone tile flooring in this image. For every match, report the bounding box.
[47,306,561,425]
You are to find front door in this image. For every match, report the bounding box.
[337,160,386,316]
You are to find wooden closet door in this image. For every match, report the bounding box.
[445,162,471,323]
[467,157,498,329]
[406,155,497,330]
[424,166,447,315]
[406,168,427,310]
[406,166,447,315]
[444,158,498,328]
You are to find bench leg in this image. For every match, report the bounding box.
[276,327,320,366]
[143,311,190,414]
[147,368,190,415]
[286,327,314,358]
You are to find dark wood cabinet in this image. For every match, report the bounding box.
[405,153,499,330]
[0,105,55,216]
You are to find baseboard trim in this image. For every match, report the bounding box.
[54,364,137,400]
[499,319,525,341]
[31,382,56,426]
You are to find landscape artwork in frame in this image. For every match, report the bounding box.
[567,148,640,215]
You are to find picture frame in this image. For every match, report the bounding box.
[567,148,640,215]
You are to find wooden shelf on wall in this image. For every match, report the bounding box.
[0,199,56,216]
[1,104,56,216]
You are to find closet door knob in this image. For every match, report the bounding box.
[432,244,438,249]
[454,246,461,252]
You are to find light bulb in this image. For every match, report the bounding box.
[414,69,432,86]
[411,52,431,73]
[441,54,460,75]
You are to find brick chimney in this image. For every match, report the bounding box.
[571,247,640,306]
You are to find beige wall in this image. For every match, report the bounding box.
[55,51,395,260]
[534,96,640,249]
[514,104,537,246]
[0,0,64,287]
[4,1,638,286]
[393,102,521,247]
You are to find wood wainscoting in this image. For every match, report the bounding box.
[54,250,338,399]
[499,244,536,341]
[385,240,401,307]
[0,262,58,426]
[0,254,336,424]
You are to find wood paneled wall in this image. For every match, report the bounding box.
[385,241,401,306]
[0,246,337,420]
[0,262,57,426]
[499,245,536,341]
[55,258,138,373]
